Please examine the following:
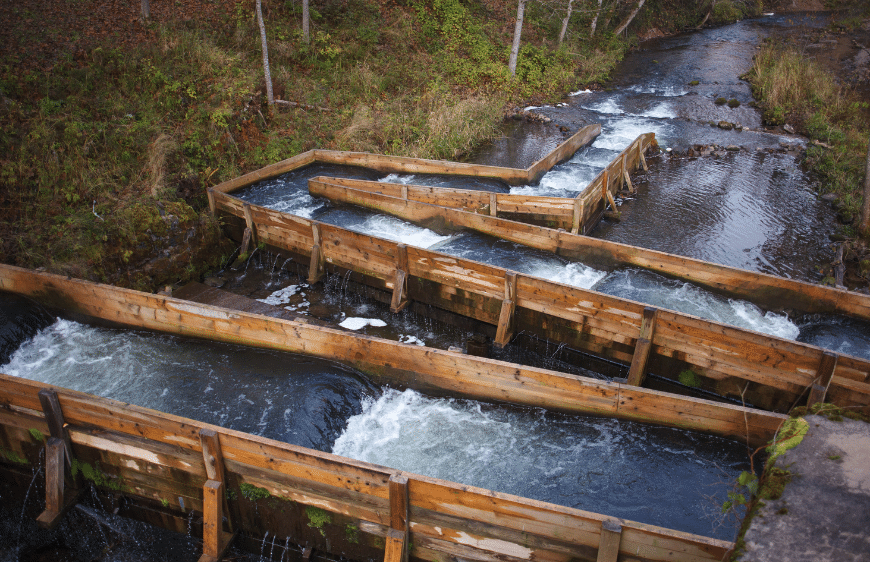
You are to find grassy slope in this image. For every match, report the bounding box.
[0,0,762,292]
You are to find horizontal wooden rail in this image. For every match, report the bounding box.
[211,125,601,194]
[0,371,737,562]
[300,182,870,411]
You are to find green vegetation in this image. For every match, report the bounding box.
[0,447,29,465]
[306,505,332,536]
[239,481,271,501]
[71,458,128,491]
[678,368,701,388]
[28,428,46,442]
[747,40,870,224]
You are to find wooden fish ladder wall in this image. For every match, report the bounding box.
[0,266,791,562]
[207,185,870,413]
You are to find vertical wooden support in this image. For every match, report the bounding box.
[620,155,626,190]
[571,198,584,235]
[489,193,497,217]
[626,307,657,387]
[200,429,233,533]
[242,203,257,246]
[391,244,410,313]
[38,389,72,467]
[605,189,620,216]
[601,169,609,202]
[596,519,623,562]
[807,352,838,408]
[385,474,409,562]
[401,185,409,200]
[638,141,648,172]
[494,271,518,349]
[36,438,66,529]
[309,223,325,284]
[239,228,253,257]
[623,169,634,194]
[199,479,234,562]
[207,188,216,217]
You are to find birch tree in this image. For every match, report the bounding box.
[558,0,573,46]
[303,0,310,44]
[256,0,275,106]
[589,0,603,37]
[613,0,646,36]
[508,0,528,76]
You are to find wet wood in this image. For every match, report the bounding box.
[391,244,410,313]
[626,308,657,387]
[36,438,70,529]
[38,389,73,467]
[199,479,235,562]
[200,428,233,532]
[807,352,838,408]
[388,474,409,562]
[243,203,257,246]
[596,519,622,562]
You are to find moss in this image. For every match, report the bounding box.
[71,458,128,491]
[728,98,740,108]
[790,402,870,424]
[678,369,701,388]
[689,80,700,86]
[1,448,29,465]
[766,417,808,463]
[239,482,271,501]
[29,428,46,442]
[715,97,727,105]
[306,506,332,536]
[345,523,360,544]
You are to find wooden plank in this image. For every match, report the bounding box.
[807,352,838,408]
[388,474,410,562]
[36,437,65,528]
[571,198,583,235]
[384,528,407,562]
[200,428,233,533]
[391,244,410,313]
[200,479,235,562]
[38,389,73,467]
[623,169,634,194]
[494,271,518,348]
[596,519,622,562]
[626,308,658,387]
[207,188,216,216]
[527,124,602,182]
[489,193,497,216]
[243,203,257,246]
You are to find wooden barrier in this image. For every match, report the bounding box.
[0,372,739,562]
[0,263,786,446]
[219,181,870,412]
[210,124,601,195]
[305,133,655,235]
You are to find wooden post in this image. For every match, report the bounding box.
[807,352,838,408]
[623,169,634,194]
[309,223,325,284]
[620,155,626,190]
[626,307,657,387]
[36,438,68,529]
[199,479,235,562]
[605,189,620,217]
[38,389,72,468]
[401,185,408,200]
[494,271,518,348]
[385,474,409,562]
[638,141,648,172]
[200,429,233,533]
[601,169,609,202]
[571,198,584,235]
[243,203,257,246]
[207,189,216,217]
[239,228,253,258]
[391,244,410,313]
[489,193,497,217]
[596,519,622,562]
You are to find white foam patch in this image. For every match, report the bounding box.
[583,99,624,115]
[569,88,593,96]
[379,174,416,185]
[593,117,671,151]
[349,215,451,248]
[529,262,607,290]
[644,102,676,119]
[510,167,596,197]
[400,335,426,346]
[258,285,300,305]
[339,317,388,330]
[628,85,688,97]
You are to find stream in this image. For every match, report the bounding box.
[2,12,867,560]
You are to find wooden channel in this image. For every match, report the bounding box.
[208,185,870,413]
[0,371,740,562]
[210,124,601,195]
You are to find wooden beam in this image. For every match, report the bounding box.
[571,198,583,235]
[35,437,74,529]
[38,389,72,467]
[401,185,408,200]
[207,188,216,217]
[243,203,257,246]
[391,244,410,313]
[387,474,410,562]
[626,308,658,387]
[605,189,620,217]
[199,479,235,562]
[489,193,497,217]
[639,142,648,172]
[623,169,634,195]
[807,352,838,408]
[309,223,325,284]
[200,428,233,533]
[239,227,253,258]
[601,169,608,201]
[494,272,518,349]
[596,519,622,562]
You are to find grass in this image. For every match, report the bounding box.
[746,40,870,222]
[0,0,632,291]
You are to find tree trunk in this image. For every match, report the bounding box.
[558,0,574,46]
[508,0,527,76]
[256,0,275,106]
[860,137,870,238]
[590,0,603,37]
[303,0,310,45]
[613,0,646,36]
[697,0,716,29]
[141,0,150,19]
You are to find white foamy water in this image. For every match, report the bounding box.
[583,98,624,115]
[527,261,607,289]
[339,317,388,330]
[346,215,451,248]
[270,192,322,218]
[594,269,800,339]
[569,88,593,96]
[628,85,688,97]
[644,102,677,119]
[593,117,672,151]
[332,388,750,539]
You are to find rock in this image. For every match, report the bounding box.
[726,145,740,151]
[820,193,839,202]
[718,121,734,130]
[829,233,849,242]
[783,123,795,134]
[203,276,225,288]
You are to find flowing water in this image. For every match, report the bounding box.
[2,13,865,557]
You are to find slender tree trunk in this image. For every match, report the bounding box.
[508,0,527,76]
[697,0,716,28]
[256,0,275,106]
[141,0,150,19]
[860,137,870,238]
[613,0,646,36]
[558,0,574,46]
[303,0,310,44]
[590,0,603,37]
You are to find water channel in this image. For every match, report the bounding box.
[3,12,869,561]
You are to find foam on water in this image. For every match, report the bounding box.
[569,88,593,96]
[332,388,749,539]
[627,85,689,97]
[644,102,677,119]
[339,317,388,330]
[583,98,625,115]
[593,117,673,151]
[528,261,607,289]
[347,215,452,248]
[593,269,800,339]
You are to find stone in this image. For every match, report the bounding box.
[784,123,795,134]
[718,121,734,130]
[726,145,740,151]
[820,193,839,202]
